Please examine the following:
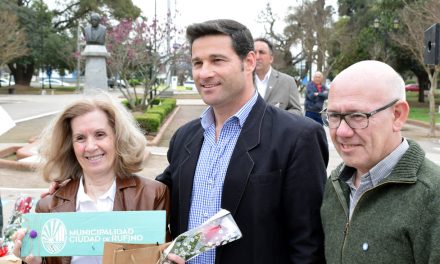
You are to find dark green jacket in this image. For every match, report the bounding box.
[321,140,440,264]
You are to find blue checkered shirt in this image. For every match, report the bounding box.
[187,92,258,264]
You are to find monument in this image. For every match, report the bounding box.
[81,13,109,94]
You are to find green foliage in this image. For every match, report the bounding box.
[6,0,76,85]
[49,86,77,91]
[146,105,167,122]
[409,108,440,123]
[150,98,176,107]
[132,98,177,133]
[150,98,161,105]
[128,79,142,86]
[406,92,440,123]
[134,113,161,133]
[161,98,177,109]
[5,0,142,86]
[121,98,142,110]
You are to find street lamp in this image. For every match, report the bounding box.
[172,42,180,74]
[373,17,399,61]
[393,18,400,30]
[373,18,380,29]
[172,43,180,89]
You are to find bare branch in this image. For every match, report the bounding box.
[0,11,29,65]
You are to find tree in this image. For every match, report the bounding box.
[4,0,141,86]
[106,15,182,110]
[391,0,440,136]
[0,11,28,66]
[257,3,298,75]
[258,1,334,79]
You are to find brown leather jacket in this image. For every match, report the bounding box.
[35,175,170,264]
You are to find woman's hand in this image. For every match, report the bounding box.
[13,229,42,264]
[166,253,186,264]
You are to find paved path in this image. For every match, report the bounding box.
[1,92,440,226]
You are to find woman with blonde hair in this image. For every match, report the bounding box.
[14,95,169,264]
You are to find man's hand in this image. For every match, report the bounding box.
[13,229,42,264]
[166,253,186,264]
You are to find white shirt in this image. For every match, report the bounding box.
[71,177,116,264]
[255,67,272,99]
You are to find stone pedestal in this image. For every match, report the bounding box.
[81,45,110,95]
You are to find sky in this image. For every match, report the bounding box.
[132,0,338,39]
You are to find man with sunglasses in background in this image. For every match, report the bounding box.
[320,60,440,263]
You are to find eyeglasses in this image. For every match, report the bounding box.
[321,99,399,129]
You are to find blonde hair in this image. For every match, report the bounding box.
[39,95,147,182]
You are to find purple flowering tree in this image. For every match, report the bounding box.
[105,14,183,110]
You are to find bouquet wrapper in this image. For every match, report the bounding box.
[102,242,170,264]
[0,195,33,259]
[159,209,242,263]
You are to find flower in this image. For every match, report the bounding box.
[159,209,242,263]
[0,195,33,256]
[16,196,32,214]
[0,246,8,257]
[203,225,222,242]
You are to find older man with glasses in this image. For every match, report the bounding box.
[320,60,440,264]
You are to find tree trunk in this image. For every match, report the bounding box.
[427,68,439,137]
[8,62,34,86]
[412,67,429,103]
[315,0,325,72]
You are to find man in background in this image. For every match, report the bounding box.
[254,38,302,115]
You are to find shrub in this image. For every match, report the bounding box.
[151,98,161,105]
[161,98,177,108]
[134,112,162,133]
[128,79,142,86]
[130,97,177,134]
[146,105,167,122]
[161,103,173,116]
[121,98,142,109]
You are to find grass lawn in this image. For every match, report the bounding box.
[406,91,440,123]
[0,85,80,95]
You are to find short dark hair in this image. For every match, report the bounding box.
[254,37,273,54]
[186,19,254,60]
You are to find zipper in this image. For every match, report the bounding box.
[341,219,350,262]
[337,179,414,263]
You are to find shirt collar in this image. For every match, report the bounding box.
[341,138,410,187]
[368,138,409,186]
[76,176,116,209]
[200,91,258,129]
[255,66,272,83]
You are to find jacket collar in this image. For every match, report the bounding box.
[222,95,266,213]
[52,176,137,212]
[177,96,267,232]
[331,139,424,184]
[264,69,279,100]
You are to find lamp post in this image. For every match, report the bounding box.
[373,17,399,60]
[146,42,153,101]
[172,42,180,75]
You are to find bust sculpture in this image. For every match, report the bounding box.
[82,13,106,45]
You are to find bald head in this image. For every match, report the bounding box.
[331,60,405,101]
[327,60,410,175]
